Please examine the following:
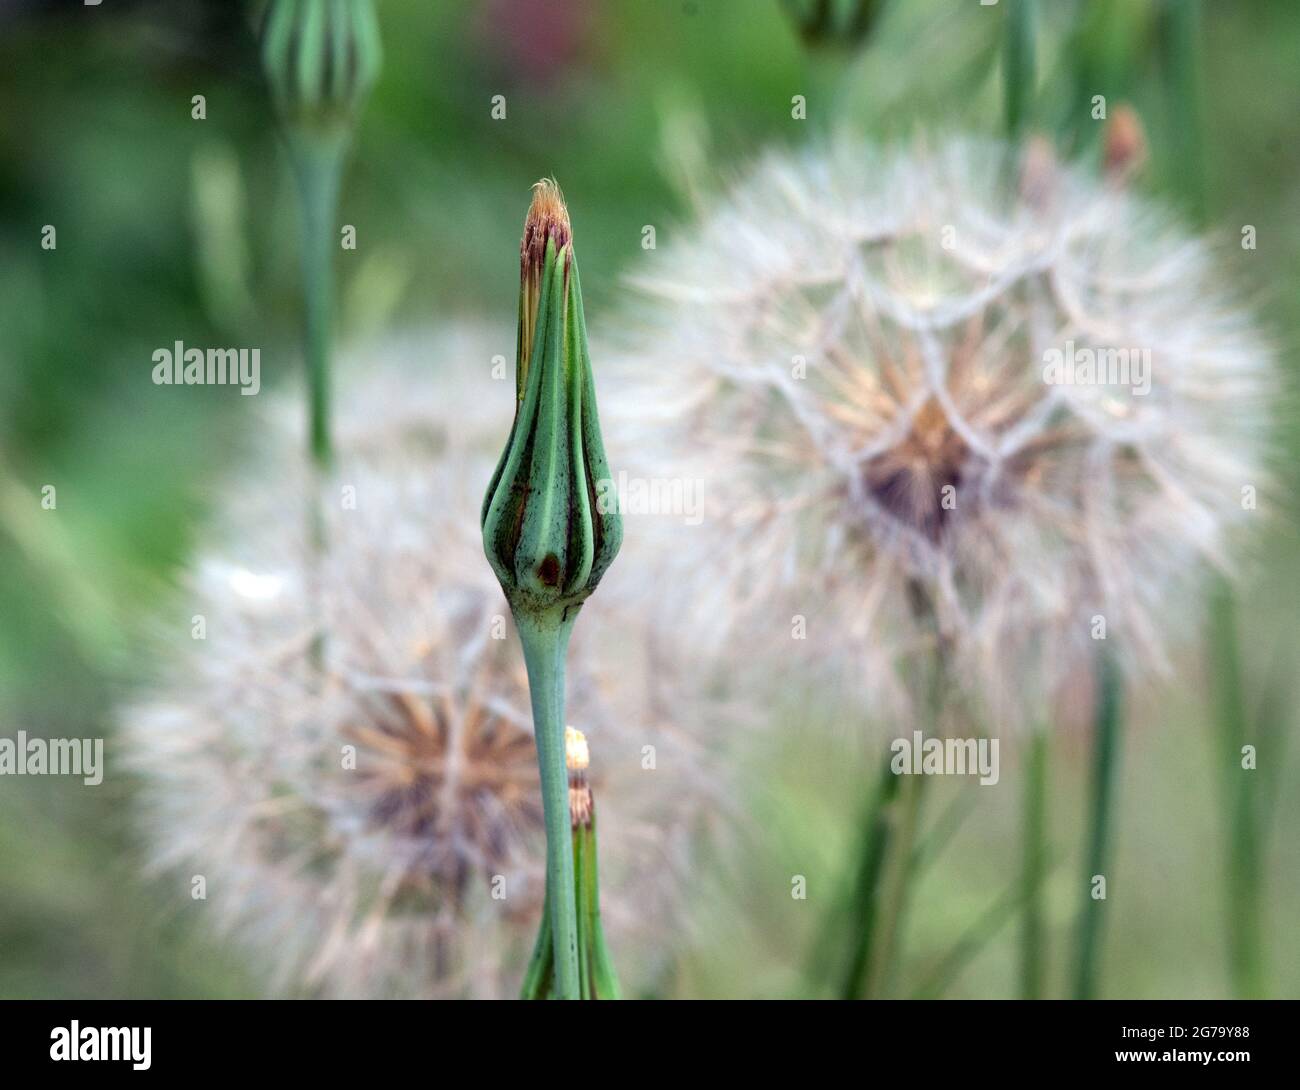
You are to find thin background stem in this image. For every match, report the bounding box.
[1001,0,1052,1003]
[1162,0,1207,223]
[1162,0,1267,1000]
[865,763,925,997]
[1003,0,1037,141]
[1020,728,1049,998]
[1209,577,1266,998]
[287,132,345,667]
[1073,648,1122,1000]
[834,757,899,999]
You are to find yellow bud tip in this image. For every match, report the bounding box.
[565,726,589,771]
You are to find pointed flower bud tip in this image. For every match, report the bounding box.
[522,178,571,273]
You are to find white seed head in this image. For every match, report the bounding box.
[608,137,1274,732]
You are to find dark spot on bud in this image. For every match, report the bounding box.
[537,553,562,587]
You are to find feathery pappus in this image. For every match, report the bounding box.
[607,136,1273,732]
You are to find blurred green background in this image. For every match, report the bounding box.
[0,0,1296,998]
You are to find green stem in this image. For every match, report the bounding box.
[1003,0,1037,141]
[1020,728,1049,999]
[287,132,345,669]
[516,610,580,1000]
[520,885,553,1000]
[573,821,592,999]
[837,637,945,999]
[864,764,925,998]
[834,756,899,999]
[289,132,346,474]
[1163,0,1262,1000]
[1162,0,1206,223]
[1208,578,1265,998]
[582,810,621,999]
[1073,648,1123,1000]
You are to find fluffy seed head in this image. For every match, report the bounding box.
[610,137,1273,730]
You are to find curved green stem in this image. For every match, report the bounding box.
[516,609,580,1000]
[1073,648,1123,1000]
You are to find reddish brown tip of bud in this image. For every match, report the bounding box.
[522,178,571,272]
[1103,105,1147,183]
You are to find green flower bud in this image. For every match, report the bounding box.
[482,181,623,621]
[261,0,383,133]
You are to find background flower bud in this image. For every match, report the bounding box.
[261,0,383,132]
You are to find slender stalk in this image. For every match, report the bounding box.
[864,764,925,997]
[1208,578,1265,998]
[520,886,553,1000]
[1003,0,1037,141]
[834,757,900,999]
[1162,0,1207,223]
[1006,0,1049,997]
[837,635,945,999]
[584,810,622,999]
[1073,648,1123,1000]
[1020,728,1049,998]
[287,133,345,667]
[1162,0,1262,1000]
[289,133,346,474]
[516,610,580,1000]
[869,624,948,996]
